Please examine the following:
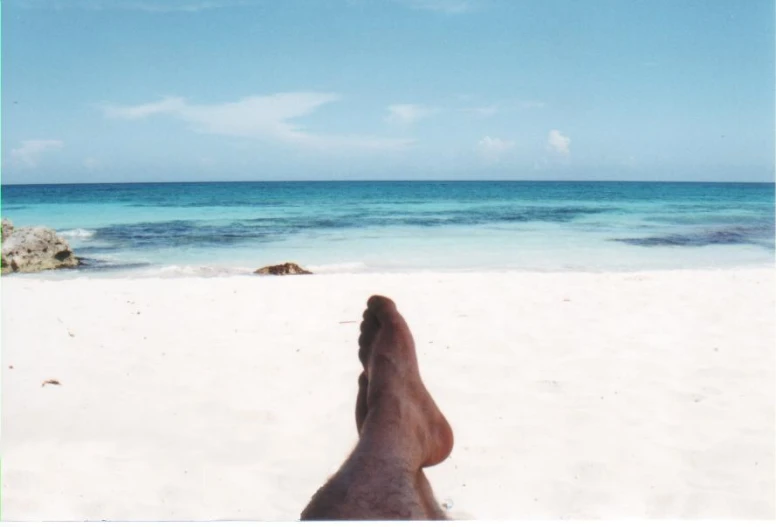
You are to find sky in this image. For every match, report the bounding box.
[2,0,774,183]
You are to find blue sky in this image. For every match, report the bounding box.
[2,0,774,183]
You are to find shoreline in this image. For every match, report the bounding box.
[3,261,774,280]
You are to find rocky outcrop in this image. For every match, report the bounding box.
[254,262,313,276]
[2,218,13,241]
[1,219,80,274]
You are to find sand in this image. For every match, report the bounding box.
[1,268,774,520]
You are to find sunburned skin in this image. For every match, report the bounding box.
[301,295,454,520]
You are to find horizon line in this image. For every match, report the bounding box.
[2,178,775,187]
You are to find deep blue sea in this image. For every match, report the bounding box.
[1,181,773,276]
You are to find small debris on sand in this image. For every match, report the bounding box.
[41,379,61,387]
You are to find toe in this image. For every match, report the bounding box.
[367,295,397,313]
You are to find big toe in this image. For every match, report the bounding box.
[367,295,397,314]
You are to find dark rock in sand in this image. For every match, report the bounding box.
[254,262,313,276]
[1,219,80,274]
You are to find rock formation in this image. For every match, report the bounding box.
[254,262,313,276]
[1,218,80,274]
[2,218,13,241]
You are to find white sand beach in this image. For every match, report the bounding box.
[1,268,774,520]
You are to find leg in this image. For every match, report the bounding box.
[301,295,453,520]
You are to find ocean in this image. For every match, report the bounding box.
[1,181,773,276]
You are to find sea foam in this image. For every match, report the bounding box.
[59,228,96,240]
[306,261,368,273]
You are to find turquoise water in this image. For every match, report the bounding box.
[1,181,773,276]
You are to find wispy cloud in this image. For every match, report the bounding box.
[477,136,515,162]
[384,98,544,124]
[547,129,571,156]
[463,100,545,118]
[385,104,437,126]
[103,93,411,152]
[14,0,251,12]
[396,0,476,15]
[10,139,64,168]
[467,105,498,117]
[104,97,187,119]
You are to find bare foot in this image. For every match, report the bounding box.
[301,295,453,520]
[356,295,453,469]
[355,371,368,434]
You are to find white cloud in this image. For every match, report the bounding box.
[104,93,411,152]
[547,129,571,156]
[477,136,515,162]
[10,140,64,168]
[387,99,542,124]
[463,100,545,118]
[385,104,436,125]
[398,0,474,14]
[103,97,186,119]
